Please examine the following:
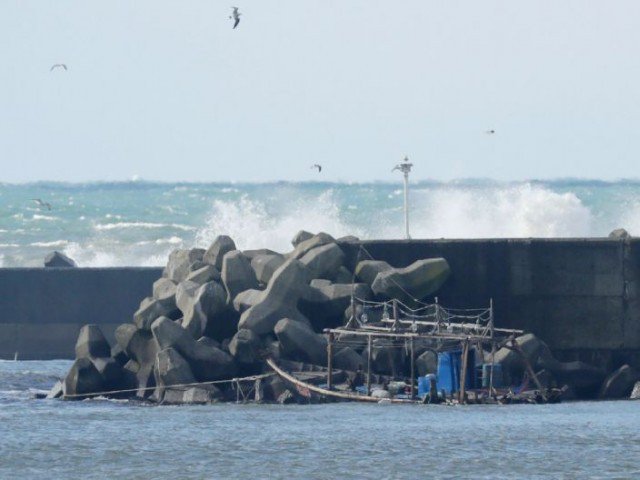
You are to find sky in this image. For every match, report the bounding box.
[2,1,640,183]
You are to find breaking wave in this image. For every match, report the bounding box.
[1,180,638,266]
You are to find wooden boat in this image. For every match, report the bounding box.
[266,358,419,404]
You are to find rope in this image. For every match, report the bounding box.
[62,372,274,399]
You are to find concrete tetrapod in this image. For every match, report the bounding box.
[370,258,451,304]
[274,318,327,365]
[180,281,227,339]
[599,365,639,399]
[151,316,237,381]
[228,328,263,365]
[203,235,236,270]
[232,289,263,314]
[250,253,286,285]
[221,250,259,304]
[299,243,346,280]
[238,259,312,335]
[289,232,336,260]
[163,248,205,283]
[75,324,111,359]
[299,281,373,329]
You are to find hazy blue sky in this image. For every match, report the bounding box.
[2,1,640,183]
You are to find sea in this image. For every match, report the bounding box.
[2,179,640,267]
[2,180,640,479]
[1,360,639,479]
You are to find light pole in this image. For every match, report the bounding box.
[392,156,413,240]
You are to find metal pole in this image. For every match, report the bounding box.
[410,337,415,400]
[327,332,334,390]
[403,170,410,240]
[393,156,413,240]
[366,335,372,395]
[489,298,495,395]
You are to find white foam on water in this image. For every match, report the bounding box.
[195,190,364,253]
[29,240,69,248]
[405,183,593,239]
[31,214,58,221]
[93,221,196,232]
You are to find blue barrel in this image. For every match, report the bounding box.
[437,350,476,395]
[418,374,436,397]
[482,363,503,388]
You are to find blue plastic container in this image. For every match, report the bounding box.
[436,350,476,395]
[418,374,437,397]
[481,363,503,388]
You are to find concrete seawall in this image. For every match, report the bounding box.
[0,267,162,359]
[2,238,639,368]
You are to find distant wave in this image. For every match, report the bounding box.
[93,222,196,232]
[29,240,69,248]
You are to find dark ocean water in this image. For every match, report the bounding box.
[1,360,639,479]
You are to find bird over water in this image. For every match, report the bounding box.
[229,7,241,29]
[50,64,67,72]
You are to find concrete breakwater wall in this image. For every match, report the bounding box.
[0,268,162,359]
[2,238,639,368]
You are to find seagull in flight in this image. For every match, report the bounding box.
[485,129,495,134]
[50,64,67,72]
[311,164,322,173]
[32,199,52,211]
[229,7,242,29]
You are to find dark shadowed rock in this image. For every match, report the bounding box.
[291,230,314,247]
[111,343,129,367]
[63,358,103,398]
[75,325,111,359]
[229,329,262,364]
[493,334,550,383]
[539,357,606,397]
[204,235,236,269]
[299,243,346,280]
[299,282,373,330]
[163,249,205,283]
[362,338,405,377]
[222,250,259,303]
[197,336,221,349]
[44,251,77,268]
[371,258,450,303]
[186,264,221,285]
[251,253,286,285]
[238,259,312,335]
[599,365,639,399]
[333,266,353,284]
[274,318,327,365]
[91,357,123,390]
[232,289,263,314]
[355,260,392,286]
[334,347,362,371]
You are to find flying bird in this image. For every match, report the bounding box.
[485,129,495,134]
[50,64,67,72]
[32,199,52,211]
[229,7,241,29]
[311,164,322,173]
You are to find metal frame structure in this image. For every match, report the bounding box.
[324,296,525,402]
